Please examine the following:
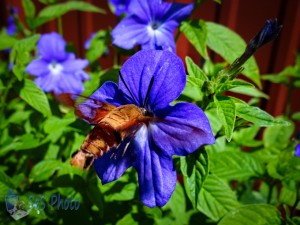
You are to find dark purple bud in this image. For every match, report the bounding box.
[245,19,282,56]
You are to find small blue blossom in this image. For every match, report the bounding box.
[84,32,96,50]
[25,32,89,95]
[82,49,215,207]
[6,7,18,36]
[295,144,300,157]
[112,0,193,52]
[109,0,131,16]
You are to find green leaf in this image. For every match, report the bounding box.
[20,79,51,117]
[22,0,36,19]
[218,204,282,225]
[229,86,269,99]
[233,125,262,147]
[292,112,300,121]
[214,97,236,141]
[34,1,105,28]
[235,103,289,126]
[0,171,16,200]
[180,149,208,207]
[180,20,208,59]
[0,29,17,50]
[44,113,76,134]
[206,22,261,87]
[86,30,110,63]
[116,213,138,225]
[197,174,240,221]
[263,119,295,149]
[11,34,40,80]
[209,151,265,180]
[217,79,254,94]
[29,160,62,182]
[262,74,289,84]
[186,56,208,80]
[162,183,187,225]
[205,108,223,135]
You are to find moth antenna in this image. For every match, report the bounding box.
[143,76,155,108]
[119,71,139,106]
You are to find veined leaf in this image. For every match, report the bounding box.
[235,103,289,126]
[197,174,240,221]
[34,1,105,28]
[217,79,254,94]
[209,151,265,180]
[180,19,208,59]
[186,56,208,82]
[214,96,236,141]
[218,204,282,225]
[180,149,208,207]
[206,22,261,87]
[20,79,52,117]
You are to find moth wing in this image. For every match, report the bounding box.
[73,95,117,125]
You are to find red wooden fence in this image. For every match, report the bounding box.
[1,0,300,123]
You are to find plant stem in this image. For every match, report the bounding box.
[58,17,63,36]
[285,77,294,118]
[267,183,274,204]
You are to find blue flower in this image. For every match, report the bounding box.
[109,0,131,16]
[295,144,300,157]
[83,50,215,207]
[6,7,18,36]
[25,32,89,95]
[112,0,193,52]
[84,32,96,50]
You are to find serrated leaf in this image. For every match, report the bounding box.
[233,125,262,147]
[29,160,62,182]
[20,79,51,117]
[180,19,208,59]
[236,103,289,126]
[180,149,208,207]
[209,151,265,180]
[218,204,282,225]
[34,1,105,28]
[206,22,261,87]
[217,79,254,94]
[186,56,208,80]
[214,97,236,141]
[197,174,240,221]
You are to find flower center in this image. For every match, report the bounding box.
[150,21,160,30]
[48,61,63,76]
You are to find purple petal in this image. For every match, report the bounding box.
[34,73,59,93]
[295,144,300,157]
[119,49,186,113]
[133,125,177,207]
[127,0,161,21]
[162,2,194,24]
[38,32,68,61]
[90,81,128,106]
[112,16,150,50]
[150,102,215,156]
[55,73,84,95]
[94,138,135,183]
[25,58,49,77]
[109,0,130,16]
[61,56,89,73]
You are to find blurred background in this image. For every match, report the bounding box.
[1,0,299,117]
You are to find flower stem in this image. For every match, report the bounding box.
[58,17,63,36]
[284,77,294,118]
